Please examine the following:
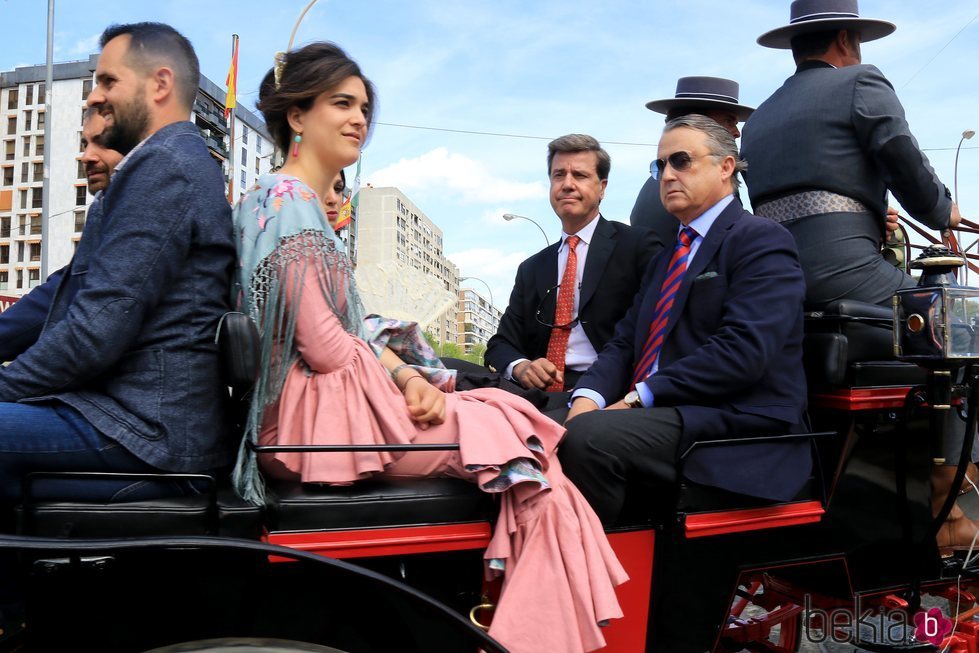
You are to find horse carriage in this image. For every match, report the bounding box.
[4,228,979,652]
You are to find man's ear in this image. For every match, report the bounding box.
[719,155,736,180]
[149,66,175,104]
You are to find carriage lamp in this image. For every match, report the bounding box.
[893,246,979,362]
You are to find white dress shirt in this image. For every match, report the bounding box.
[505,213,602,380]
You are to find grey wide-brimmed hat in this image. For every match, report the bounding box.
[757,0,896,49]
[645,76,754,122]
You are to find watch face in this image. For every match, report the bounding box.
[625,391,640,407]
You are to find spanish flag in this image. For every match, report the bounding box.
[224,34,239,120]
[335,154,361,231]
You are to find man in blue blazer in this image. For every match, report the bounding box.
[0,23,235,503]
[559,114,810,526]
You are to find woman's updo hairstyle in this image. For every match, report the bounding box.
[258,42,376,156]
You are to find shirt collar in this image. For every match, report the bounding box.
[561,213,601,249]
[682,194,734,240]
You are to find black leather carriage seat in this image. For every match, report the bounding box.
[804,298,926,389]
[266,477,493,533]
[16,485,264,539]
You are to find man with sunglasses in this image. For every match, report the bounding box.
[485,134,658,408]
[630,77,753,249]
[558,115,810,529]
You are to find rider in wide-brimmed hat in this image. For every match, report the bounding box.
[740,0,973,553]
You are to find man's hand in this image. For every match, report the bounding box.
[885,206,901,233]
[565,397,599,424]
[605,399,631,410]
[513,358,563,390]
[951,203,963,229]
[402,377,446,430]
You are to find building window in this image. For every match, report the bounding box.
[22,137,30,157]
[77,160,86,180]
[256,137,262,155]
[0,244,7,263]
[15,269,22,289]
[240,170,246,187]
[17,241,24,262]
[36,83,45,106]
[37,111,44,129]
[5,117,14,136]
[23,110,32,131]
[31,188,41,209]
[255,156,260,175]
[0,217,8,238]
[4,141,13,161]
[28,242,40,261]
[240,146,246,164]
[34,135,43,157]
[79,133,85,152]
[18,190,26,210]
[74,210,86,233]
[25,85,33,106]
[2,167,11,185]
[75,186,86,206]
[6,88,17,111]
[82,79,93,100]
[28,268,39,288]
[20,162,28,184]
[29,214,40,235]
[241,125,248,144]
[0,271,7,290]
[33,162,42,182]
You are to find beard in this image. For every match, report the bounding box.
[101,88,150,155]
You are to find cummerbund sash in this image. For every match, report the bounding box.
[754,190,871,224]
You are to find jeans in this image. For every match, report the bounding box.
[0,401,205,505]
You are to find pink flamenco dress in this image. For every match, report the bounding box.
[233,174,627,653]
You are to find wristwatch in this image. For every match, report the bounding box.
[624,390,643,408]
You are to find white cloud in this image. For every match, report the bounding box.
[368,148,547,204]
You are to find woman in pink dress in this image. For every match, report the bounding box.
[232,42,626,653]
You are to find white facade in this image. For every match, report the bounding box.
[456,288,502,354]
[0,55,274,297]
[354,187,459,339]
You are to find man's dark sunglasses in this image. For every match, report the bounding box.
[651,151,710,180]
[536,284,584,330]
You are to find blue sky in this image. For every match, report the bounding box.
[2,0,977,306]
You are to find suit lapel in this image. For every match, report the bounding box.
[662,202,741,338]
[534,241,561,321]
[578,215,614,311]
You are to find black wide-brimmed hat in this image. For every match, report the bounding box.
[645,76,754,122]
[757,0,896,49]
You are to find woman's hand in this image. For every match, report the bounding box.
[402,376,446,430]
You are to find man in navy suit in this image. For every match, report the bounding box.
[485,134,658,406]
[0,109,122,363]
[558,114,810,526]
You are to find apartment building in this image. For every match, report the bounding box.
[355,186,459,339]
[0,55,272,296]
[456,287,501,354]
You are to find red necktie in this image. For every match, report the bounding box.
[632,227,697,386]
[544,235,580,391]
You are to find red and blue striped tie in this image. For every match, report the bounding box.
[632,227,697,386]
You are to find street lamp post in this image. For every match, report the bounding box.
[502,213,551,249]
[459,276,494,309]
[954,129,975,207]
